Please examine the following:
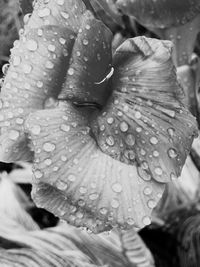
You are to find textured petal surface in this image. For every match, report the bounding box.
[0,25,75,162]
[92,37,197,183]
[116,0,200,28]
[58,11,112,105]
[25,103,165,233]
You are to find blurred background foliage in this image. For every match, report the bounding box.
[1,0,200,267]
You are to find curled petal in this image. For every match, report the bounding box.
[58,11,112,105]
[116,0,200,28]
[25,103,165,232]
[0,26,75,162]
[91,36,197,183]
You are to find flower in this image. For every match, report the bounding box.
[0,0,197,232]
[116,0,200,66]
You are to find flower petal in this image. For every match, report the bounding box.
[116,0,200,28]
[0,25,75,162]
[25,103,165,232]
[58,11,112,105]
[91,36,197,183]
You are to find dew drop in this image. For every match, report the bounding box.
[48,44,56,52]
[112,183,122,193]
[38,8,51,17]
[142,216,151,225]
[9,130,20,140]
[150,136,158,145]
[100,208,108,215]
[60,124,70,132]
[60,11,69,19]
[125,134,135,146]
[57,180,68,190]
[26,40,38,51]
[147,199,156,209]
[30,125,41,135]
[68,174,76,182]
[44,158,52,166]
[168,148,177,158]
[45,61,54,69]
[89,193,99,200]
[111,199,120,209]
[43,142,56,152]
[143,186,152,196]
[68,68,74,75]
[155,167,163,176]
[34,170,43,179]
[106,135,115,146]
[13,56,21,66]
[127,218,135,226]
[119,121,129,132]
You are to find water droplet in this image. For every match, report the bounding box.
[168,128,175,137]
[141,161,149,170]
[59,38,66,45]
[119,121,129,132]
[127,218,135,225]
[30,125,41,135]
[38,8,51,17]
[83,39,89,45]
[60,11,69,19]
[112,183,122,193]
[107,117,114,124]
[34,170,43,179]
[153,150,159,157]
[135,111,142,119]
[60,124,70,132]
[79,186,87,194]
[44,158,52,166]
[61,155,67,162]
[2,64,9,75]
[57,180,68,190]
[43,142,56,152]
[147,199,156,209]
[143,186,152,196]
[68,174,76,182]
[13,56,21,66]
[100,207,108,215]
[68,68,74,75]
[9,130,20,140]
[124,150,135,161]
[26,40,38,51]
[57,0,64,5]
[142,216,151,226]
[48,44,56,52]
[155,167,163,176]
[150,136,158,145]
[106,135,115,146]
[45,61,54,69]
[138,167,151,181]
[89,193,99,200]
[168,148,177,158]
[111,199,120,208]
[125,134,135,146]
[23,64,32,74]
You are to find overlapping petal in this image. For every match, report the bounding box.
[0,0,112,162]
[25,102,165,232]
[116,0,200,28]
[92,37,197,183]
